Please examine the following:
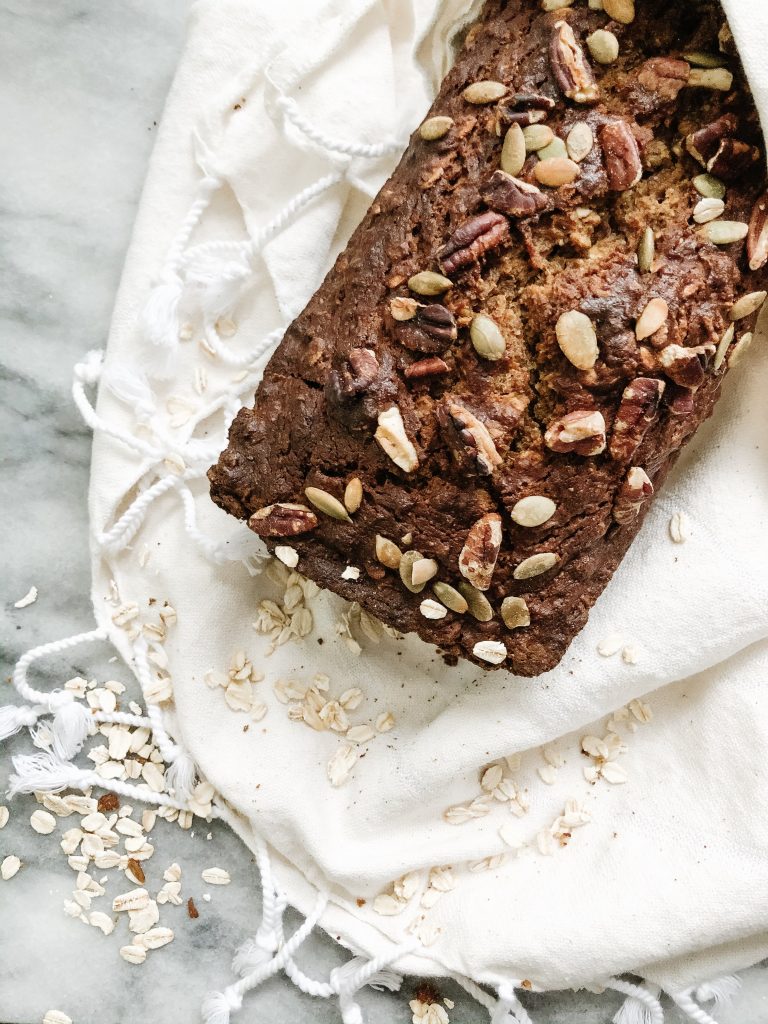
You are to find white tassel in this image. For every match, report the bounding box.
[73,349,105,386]
[331,957,402,994]
[694,975,741,1010]
[140,273,184,350]
[201,988,242,1024]
[0,703,42,742]
[103,365,157,425]
[613,983,663,1024]
[231,935,275,977]
[8,750,92,796]
[50,699,92,760]
[165,751,197,801]
[188,256,251,323]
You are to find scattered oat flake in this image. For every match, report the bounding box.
[43,1012,72,1024]
[621,644,640,665]
[601,761,628,784]
[201,867,230,885]
[537,764,558,785]
[628,698,653,723]
[327,743,359,786]
[0,806,9,829]
[120,944,147,965]
[30,809,56,834]
[1,855,22,880]
[375,711,395,733]
[498,822,522,850]
[14,585,38,608]
[481,764,504,792]
[669,511,691,543]
[373,893,407,916]
[89,910,115,935]
[341,565,361,581]
[597,633,624,657]
[346,724,375,744]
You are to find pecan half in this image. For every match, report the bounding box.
[613,466,654,525]
[662,382,695,417]
[438,212,510,275]
[248,503,318,537]
[609,377,665,461]
[330,348,380,401]
[404,356,451,380]
[747,191,768,270]
[707,139,760,181]
[480,170,549,219]
[437,400,502,475]
[396,303,457,354]
[544,410,606,456]
[658,343,715,389]
[637,57,690,100]
[600,121,643,191]
[459,512,503,591]
[685,114,738,165]
[549,21,599,104]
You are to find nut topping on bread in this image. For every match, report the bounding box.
[211,0,768,673]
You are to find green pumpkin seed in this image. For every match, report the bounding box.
[470,314,507,360]
[692,174,726,200]
[432,582,468,614]
[457,582,494,622]
[304,486,351,522]
[419,115,454,141]
[501,123,527,176]
[400,549,427,593]
[408,271,452,296]
[637,226,655,273]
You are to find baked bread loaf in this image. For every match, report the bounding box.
[209,0,767,675]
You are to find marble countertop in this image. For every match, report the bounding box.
[1,3,766,1023]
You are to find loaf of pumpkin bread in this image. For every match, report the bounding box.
[209,0,767,674]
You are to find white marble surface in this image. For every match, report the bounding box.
[1,2,767,1023]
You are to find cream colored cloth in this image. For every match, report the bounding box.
[87,0,768,1005]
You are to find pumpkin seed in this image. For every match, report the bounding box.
[501,123,526,175]
[536,137,568,161]
[432,581,468,614]
[637,227,655,273]
[463,80,507,104]
[511,495,556,528]
[635,297,669,340]
[688,68,733,90]
[684,51,727,67]
[344,478,363,513]
[419,115,454,141]
[729,290,766,321]
[603,0,635,23]
[692,174,726,200]
[522,124,554,153]
[408,271,452,296]
[304,486,351,522]
[534,157,579,187]
[713,323,735,371]
[566,122,594,162]
[693,197,724,223]
[556,309,599,369]
[500,596,530,630]
[513,552,559,580]
[470,313,507,360]
[729,332,753,366]
[400,550,427,593]
[698,221,748,245]
[457,582,494,622]
[586,29,619,64]
[375,535,403,569]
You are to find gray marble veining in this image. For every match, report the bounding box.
[1,2,767,1022]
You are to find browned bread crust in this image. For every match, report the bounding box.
[210,0,767,674]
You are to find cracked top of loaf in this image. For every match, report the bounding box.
[209,0,767,675]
